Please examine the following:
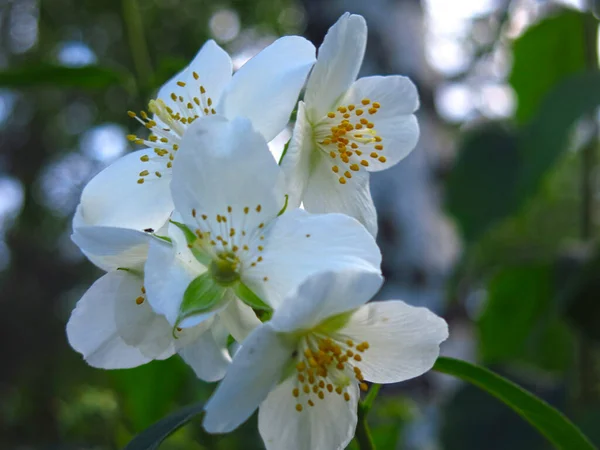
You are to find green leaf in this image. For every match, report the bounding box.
[178,272,226,326]
[433,357,597,450]
[478,264,552,363]
[0,64,131,89]
[169,220,196,245]
[123,402,204,450]
[446,123,520,242]
[509,10,588,124]
[233,282,272,311]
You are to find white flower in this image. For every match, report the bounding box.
[66,224,232,382]
[203,269,448,450]
[143,115,381,337]
[80,37,316,233]
[281,13,420,236]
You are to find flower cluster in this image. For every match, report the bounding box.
[67,13,448,450]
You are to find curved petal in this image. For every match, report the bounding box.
[66,271,151,369]
[179,317,232,382]
[144,228,207,326]
[342,75,420,171]
[341,301,448,384]
[72,225,151,272]
[304,13,367,121]
[268,269,383,333]
[243,209,381,310]
[171,115,285,233]
[219,296,261,343]
[303,154,378,237]
[218,36,316,141]
[203,324,294,433]
[258,376,359,450]
[279,101,312,208]
[157,40,233,112]
[80,149,173,231]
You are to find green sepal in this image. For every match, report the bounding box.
[176,272,226,331]
[278,138,291,165]
[277,194,289,217]
[169,220,196,245]
[153,234,172,243]
[233,282,272,312]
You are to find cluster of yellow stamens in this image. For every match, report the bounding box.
[188,204,267,277]
[316,98,386,185]
[135,286,146,305]
[126,72,217,184]
[292,336,370,412]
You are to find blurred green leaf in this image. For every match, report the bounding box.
[434,357,597,450]
[510,10,588,124]
[0,64,132,89]
[179,272,227,327]
[446,123,520,241]
[112,358,190,432]
[123,401,204,450]
[478,264,552,363]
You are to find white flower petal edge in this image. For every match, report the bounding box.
[218,36,316,142]
[66,270,160,369]
[203,269,448,450]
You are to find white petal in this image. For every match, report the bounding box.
[258,376,359,450]
[218,36,316,141]
[279,101,312,208]
[80,149,173,231]
[66,271,151,369]
[342,76,419,171]
[219,297,261,343]
[179,317,231,382]
[303,155,378,237]
[144,229,207,326]
[203,324,293,433]
[243,209,381,310]
[72,225,151,272]
[171,115,285,233]
[341,301,448,384]
[269,269,383,333]
[304,13,367,121]
[157,40,232,112]
[113,277,177,361]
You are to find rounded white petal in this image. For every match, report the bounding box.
[144,229,207,326]
[341,301,448,384]
[258,376,359,450]
[218,36,316,141]
[157,40,232,112]
[243,209,381,310]
[171,115,285,233]
[80,149,173,231]
[279,101,312,208]
[269,269,383,333]
[179,317,232,382]
[203,324,294,433]
[304,13,367,121]
[219,297,261,343]
[66,271,152,369]
[303,156,378,237]
[72,225,151,272]
[342,75,420,171]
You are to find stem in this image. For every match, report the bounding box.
[122,0,153,94]
[355,384,381,450]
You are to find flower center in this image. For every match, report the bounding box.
[314,98,386,185]
[187,205,267,277]
[210,251,241,286]
[291,335,370,412]
[125,72,217,185]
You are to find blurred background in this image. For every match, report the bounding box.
[1,0,600,448]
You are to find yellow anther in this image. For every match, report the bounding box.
[327,112,336,118]
[176,81,186,87]
[126,134,137,141]
[343,113,350,119]
[318,391,325,400]
[256,204,262,212]
[167,161,172,168]
[354,354,362,362]
[378,156,387,163]
[332,166,339,173]
[360,160,369,167]
[339,177,347,185]
[361,98,371,105]
[360,382,368,391]
[139,170,149,177]
[348,104,355,111]
[137,178,144,184]
[200,86,206,94]
[368,108,377,114]
[335,386,343,395]
[374,144,383,150]
[193,71,199,80]
[296,404,303,412]
[127,111,136,118]
[155,171,162,178]
[135,296,144,305]
[344,171,352,179]
[356,109,364,116]
[207,98,213,106]
[373,102,381,108]
[349,164,359,172]
[303,384,310,394]
[293,388,299,397]
[308,400,315,407]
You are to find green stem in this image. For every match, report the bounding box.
[122,0,153,95]
[355,384,381,450]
